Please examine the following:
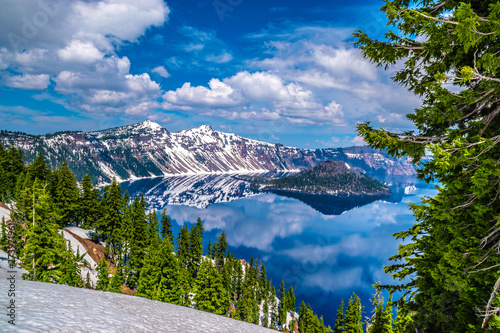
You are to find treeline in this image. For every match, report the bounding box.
[0,146,330,332]
[332,288,411,333]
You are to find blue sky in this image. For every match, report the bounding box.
[0,0,421,148]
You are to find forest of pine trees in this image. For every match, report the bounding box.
[0,144,332,332]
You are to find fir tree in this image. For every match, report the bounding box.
[393,298,413,333]
[278,280,287,326]
[96,257,110,291]
[50,161,79,227]
[369,287,393,333]
[207,237,212,259]
[79,174,102,230]
[0,217,7,251]
[26,152,51,184]
[20,181,68,283]
[109,262,125,294]
[189,217,204,278]
[85,271,92,289]
[147,210,160,246]
[333,299,344,333]
[194,258,228,315]
[299,301,308,333]
[354,0,500,330]
[344,293,363,333]
[137,236,181,304]
[160,208,174,244]
[263,296,270,328]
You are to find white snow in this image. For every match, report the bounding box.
[0,250,274,333]
[62,227,98,287]
[0,204,10,222]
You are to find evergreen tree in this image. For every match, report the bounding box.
[299,301,308,333]
[26,152,51,184]
[85,271,92,289]
[287,285,296,313]
[0,217,7,251]
[79,174,102,230]
[0,144,25,201]
[60,243,84,287]
[147,210,160,246]
[354,0,500,330]
[393,298,413,333]
[109,262,125,294]
[50,161,79,227]
[278,280,287,326]
[20,181,68,283]
[194,258,228,315]
[159,208,174,244]
[369,288,393,333]
[96,257,110,291]
[137,236,181,304]
[189,217,204,278]
[333,299,344,333]
[263,296,270,328]
[207,237,212,259]
[344,293,363,333]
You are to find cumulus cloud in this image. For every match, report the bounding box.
[0,0,169,116]
[3,73,50,90]
[162,71,346,126]
[151,66,171,78]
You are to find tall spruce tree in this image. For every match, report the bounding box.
[79,174,102,230]
[0,144,25,201]
[354,0,500,330]
[137,236,181,304]
[50,161,79,227]
[109,261,125,294]
[369,287,393,333]
[344,293,363,333]
[20,181,68,283]
[334,299,344,333]
[96,257,110,291]
[159,208,174,244]
[194,258,228,315]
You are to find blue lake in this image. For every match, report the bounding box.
[121,175,437,327]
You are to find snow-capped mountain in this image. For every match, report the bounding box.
[120,173,259,209]
[0,120,417,183]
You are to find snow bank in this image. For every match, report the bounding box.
[0,250,274,332]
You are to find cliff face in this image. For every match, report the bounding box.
[0,121,417,183]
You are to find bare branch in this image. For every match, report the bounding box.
[482,274,500,328]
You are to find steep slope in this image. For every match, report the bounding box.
[0,250,274,332]
[0,121,417,183]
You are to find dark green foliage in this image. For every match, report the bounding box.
[0,144,25,201]
[160,208,174,244]
[20,181,69,283]
[147,210,160,246]
[213,231,227,271]
[49,161,79,227]
[189,217,204,278]
[261,161,390,195]
[79,174,102,230]
[278,280,287,326]
[137,237,181,304]
[194,258,228,315]
[109,262,125,293]
[369,288,393,333]
[0,217,7,251]
[26,152,51,184]
[344,293,363,333]
[333,299,344,333]
[354,0,500,331]
[96,257,110,291]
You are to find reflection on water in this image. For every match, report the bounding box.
[122,174,437,327]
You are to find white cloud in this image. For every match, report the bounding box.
[163,79,243,108]
[58,40,104,64]
[0,0,169,117]
[206,52,233,63]
[151,66,170,78]
[3,73,50,90]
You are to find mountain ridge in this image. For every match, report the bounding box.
[0,121,417,184]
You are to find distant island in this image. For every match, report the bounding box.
[251,161,391,197]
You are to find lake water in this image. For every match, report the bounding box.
[121,174,437,327]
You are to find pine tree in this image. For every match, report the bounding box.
[393,298,413,333]
[60,243,84,287]
[109,262,125,294]
[0,144,25,201]
[96,257,110,291]
[20,181,68,283]
[299,301,308,333]
[194,258,228,315]
[369,287,393,333]
[333,299,344,333]
[79,174,102,230]
[278,280,287,326]
[50,161,79,227]
[263,296,270,328]
[0,217,7,251]
[354,0,500,330]
[85,271,92,289]
[189,217,204,278]
[137,236,181,303]
[160,208,174,244]
[26,152,51,184]
[207,237,212,259]
[147,210,160,246]
[288,285,296,313]
[344,293,363,333]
